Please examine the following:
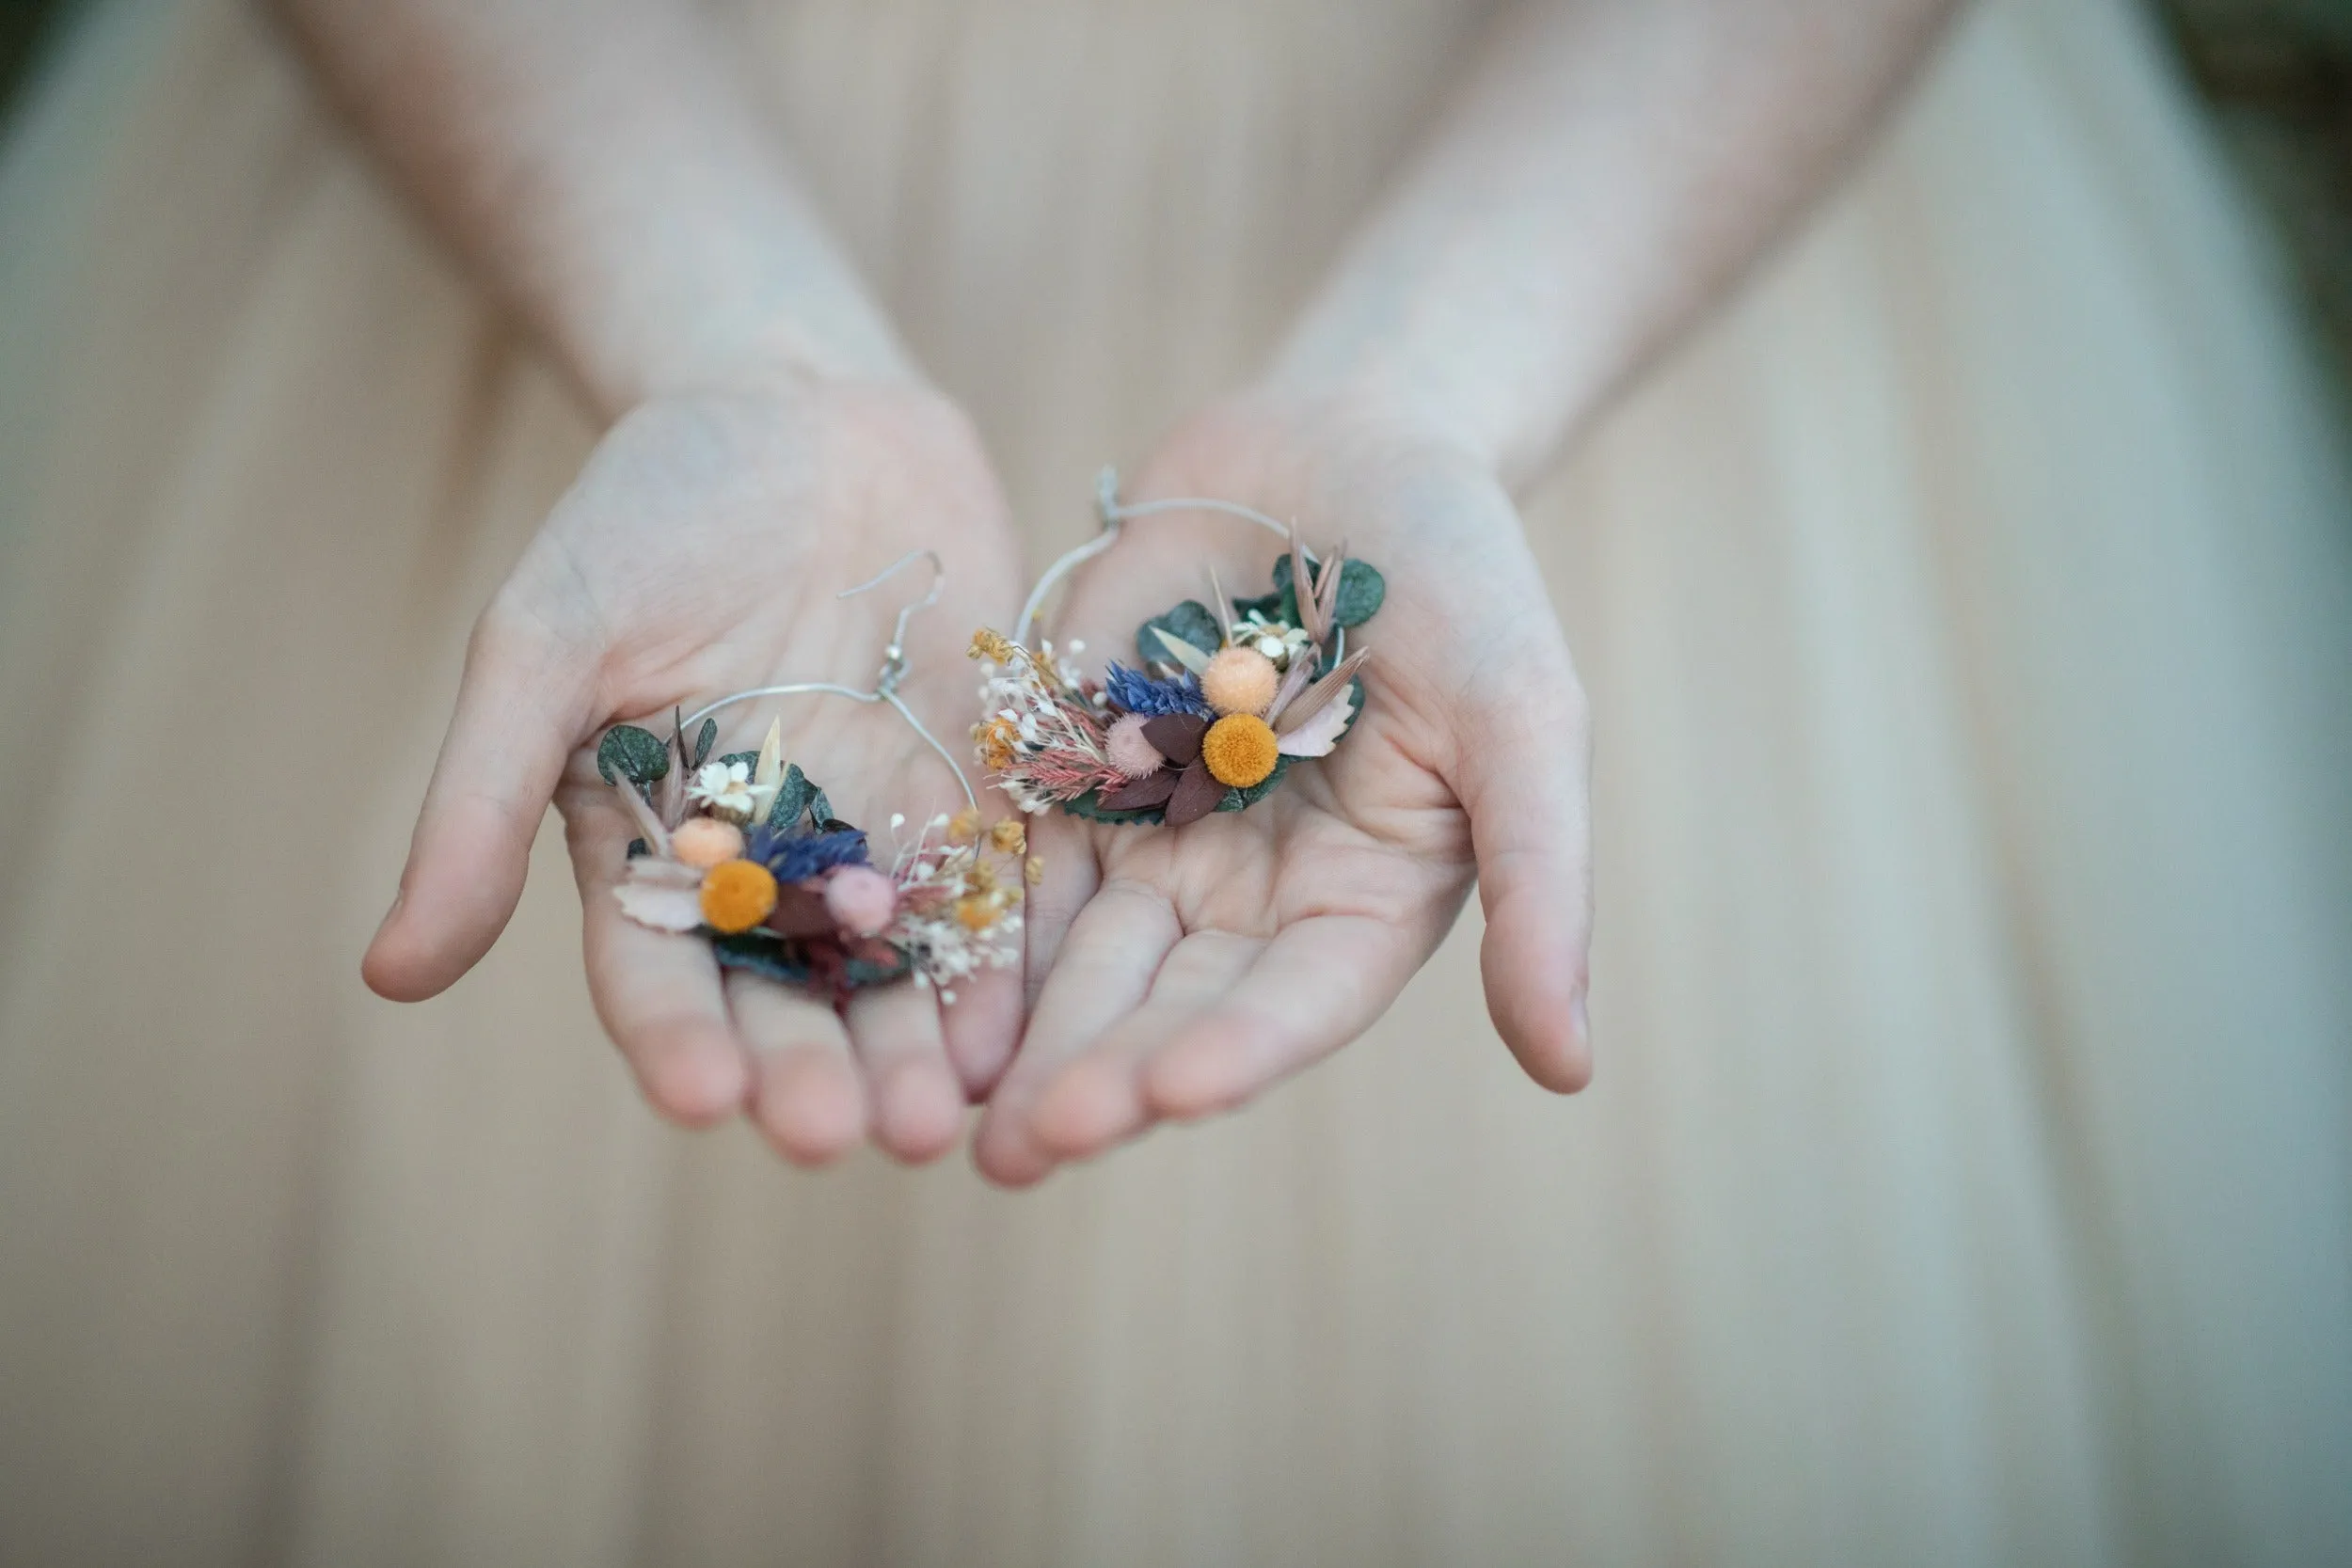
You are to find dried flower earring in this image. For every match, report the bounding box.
[599,552,1026,1005]
[971,470,1385,827]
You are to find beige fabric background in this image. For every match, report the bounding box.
[0,2,2347,1564]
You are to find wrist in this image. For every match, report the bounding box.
[576,288,920,423]
[1213,376,1504,488]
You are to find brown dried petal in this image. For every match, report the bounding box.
[764,886,838,939]
[1164,758,1227,827]
[1290,527,1326,644]
[1274,648,1371,736]
[612,778,671,859]
[1263,646,1320,726]
[1099,769,1180,811]
[1143,712,1208,766]
[1315,540,1348,635]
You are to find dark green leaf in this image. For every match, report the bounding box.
[596,724,671,786]
[626,837,649,859]
[1216,755,1291,812]
[843,946,914,989]
[806,789,833,830]
[1274,554,1384,628]
[1136,599,1223,666]
[711,933,811,985]
[1061,788,1163,826]
[717,751,759,771]
[1231,589,1296,627]
[691,718,718,768]
[769,763,813,830]
[1331,559,1386,626]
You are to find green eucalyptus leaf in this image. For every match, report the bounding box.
[769,763,814,830]
[843,946,914,989]
[806,789,834,830]
[1137,599,1224,667]
[1336,674,1366,737]
[1061,788,1162,827]
[1331,560,1386,626]
[1232,589,1296,627]
[1275,554,1385,629]
[1216,755,1292,813]
[710,933,811,985]
[691,718,718,768]
[717,751,759,771]
[596,724,671,786]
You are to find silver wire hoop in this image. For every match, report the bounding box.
[680,550,977,814]
[1013,467,1343,662]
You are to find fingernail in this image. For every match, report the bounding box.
[372,890,405,943]
[1570,987,1590,1048]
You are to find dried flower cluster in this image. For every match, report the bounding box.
[603,710,1023,1003]
[971,528,1384,827]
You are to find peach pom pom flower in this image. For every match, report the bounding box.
[971,506,1383,829]
[599,706,1025,1004]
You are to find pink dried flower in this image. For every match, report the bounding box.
[1105,714,1164,779]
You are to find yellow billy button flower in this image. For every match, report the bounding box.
[1200,713,1279,788]
[699,859,778,934]
[988,818,1026,854]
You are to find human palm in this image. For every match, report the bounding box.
[363,376,1025,1164]
[976,395,1594,1185]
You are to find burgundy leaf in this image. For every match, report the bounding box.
[1164,759,1227,827]
[764,886,837,939]
[1143,713,1208,766]
[1099,769,1180,810]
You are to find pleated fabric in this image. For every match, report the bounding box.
[0,2,2345,1564]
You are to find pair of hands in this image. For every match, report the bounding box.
[361,370,1593,1185]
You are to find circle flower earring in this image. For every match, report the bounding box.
[599,552,1027,1006]
[971,470,1385,828]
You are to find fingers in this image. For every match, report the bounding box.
[1455,679,1596,1092]
[1143,914,1418,1117]
[365,594,601,1002]
[1019,815,1101,1012]
[1026,929,1263,1159]
[570,799,751,1128]
[938,962,1024,1102]
[844,982,963,1164]
[733,970,866,1166]
[974,879,1180,1186]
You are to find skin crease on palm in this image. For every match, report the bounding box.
[298,0,1961,1179]
[976,396,1595,1185]
[362,375,1030,1167]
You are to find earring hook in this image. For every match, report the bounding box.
[837,548,944,697]
[676,547,976,812]
[1011,467,1323,649]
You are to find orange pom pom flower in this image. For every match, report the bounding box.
[699,858,778,934]
[1200,713,1279,788]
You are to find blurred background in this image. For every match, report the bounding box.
[4,0,2317,392]
[3,1,2344,379]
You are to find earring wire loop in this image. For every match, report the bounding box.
[678,549,977,813]
[1012,467,1338,659]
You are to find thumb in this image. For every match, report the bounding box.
[1455,663,1595,1093]
[364,599,602,1002]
